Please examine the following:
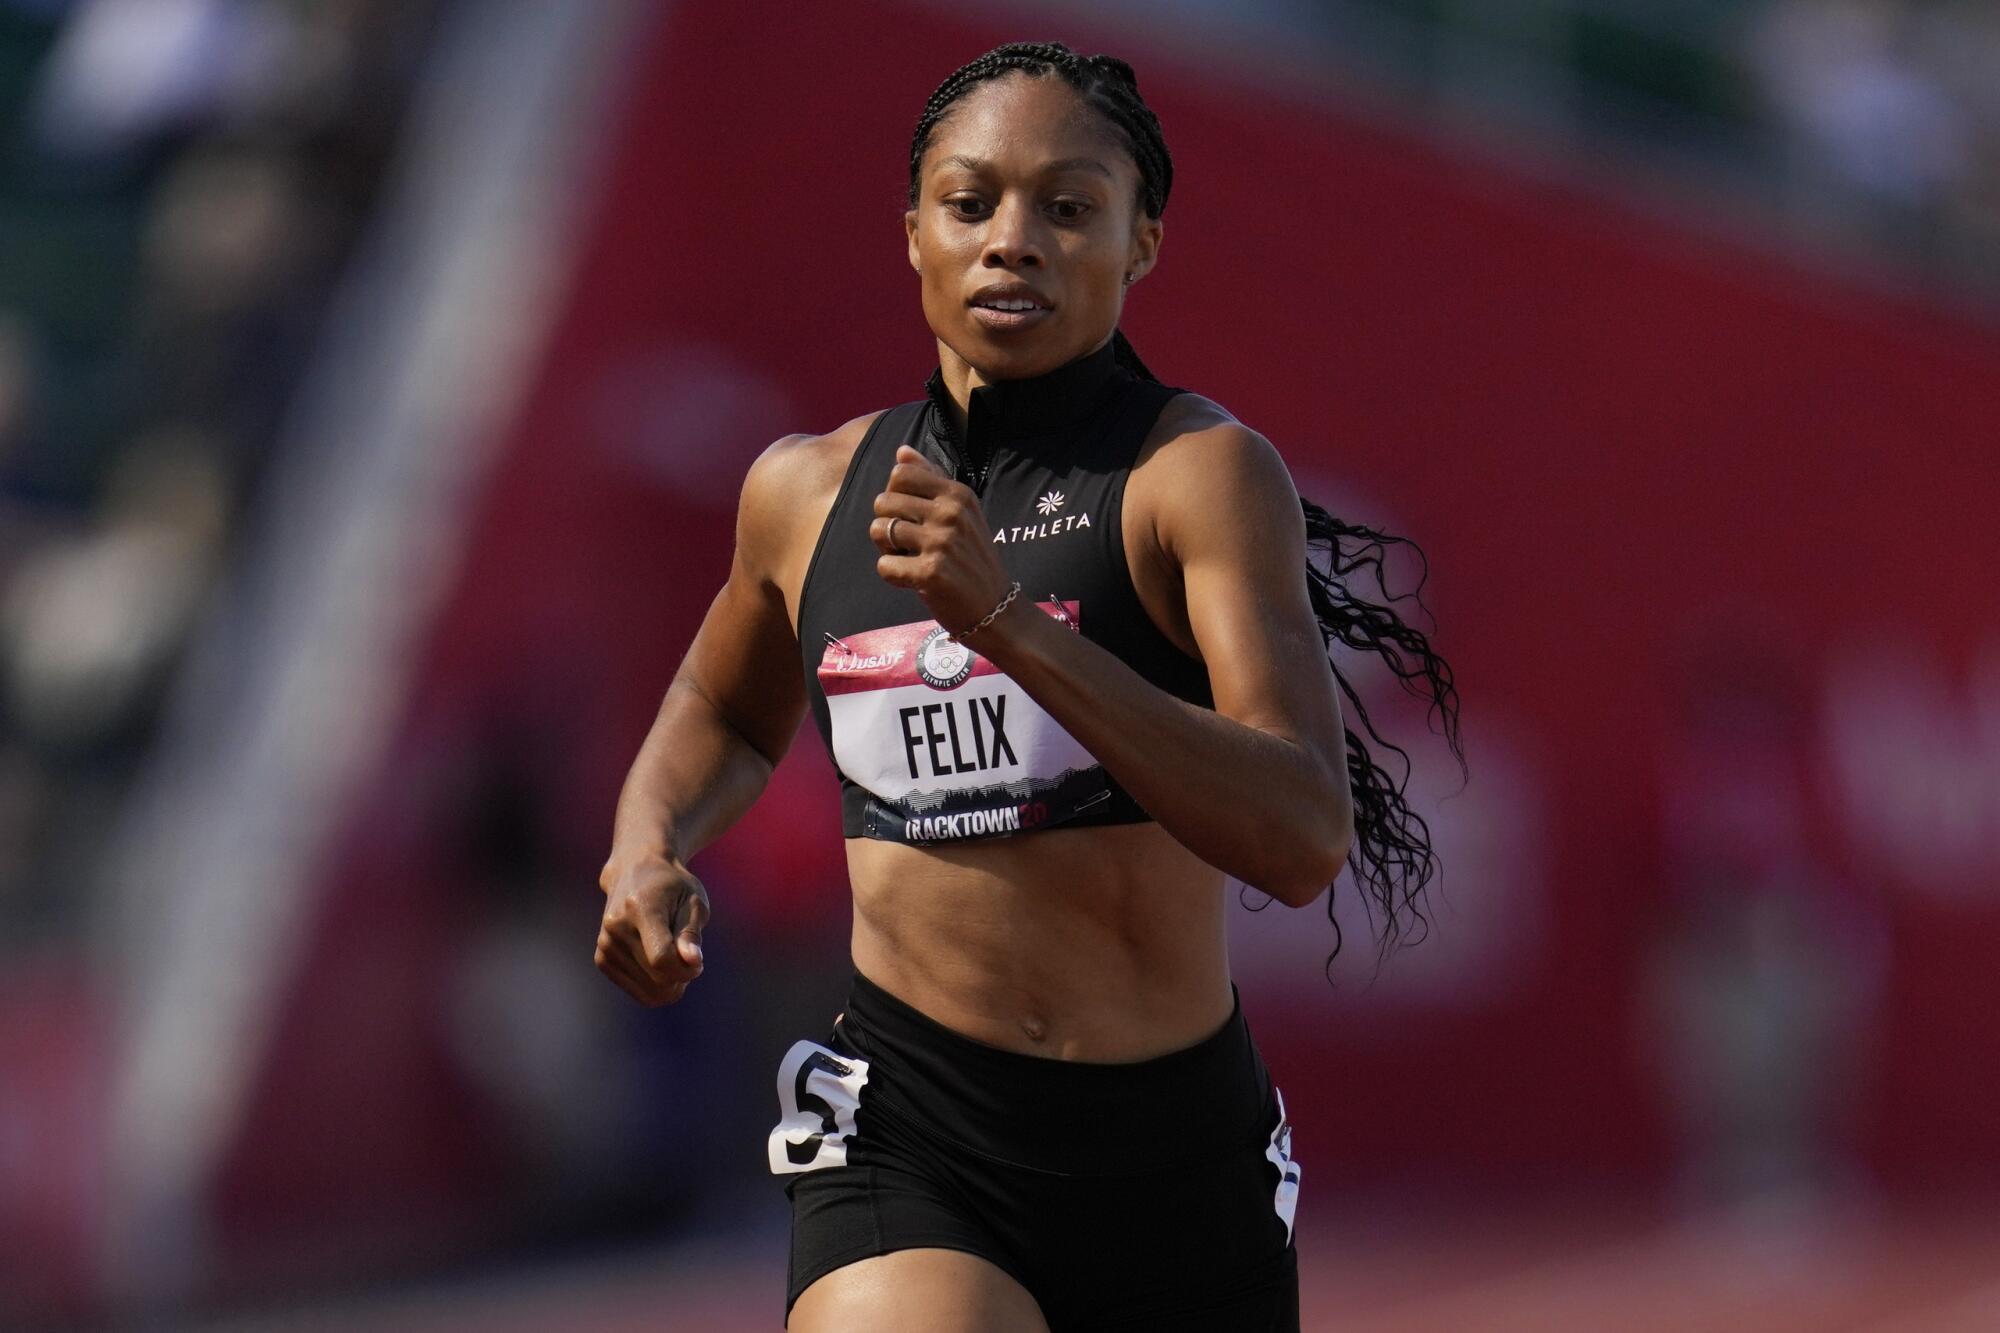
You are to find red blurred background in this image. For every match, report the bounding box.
[2,0,1997,1327]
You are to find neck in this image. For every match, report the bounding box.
[933,335,1118,439]
[932,341,980,442]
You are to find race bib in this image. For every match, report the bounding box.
[818,600,1115,842]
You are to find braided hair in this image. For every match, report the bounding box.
[910,43,1466,970]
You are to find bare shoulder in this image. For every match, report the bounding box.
[1130,392,1303,563]
[1139,391,1294,485]
[735,409,885,579]
[739,410,882,530]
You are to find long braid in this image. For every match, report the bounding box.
[915,45,1465,969]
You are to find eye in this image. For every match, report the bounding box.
[1047,198,1091,223]
[943,194,989,220]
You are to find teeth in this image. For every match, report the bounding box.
[981,299,1039,311]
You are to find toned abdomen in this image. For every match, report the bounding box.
[843,821,1236,1062]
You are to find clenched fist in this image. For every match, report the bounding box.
[870,445,1015,635]
[596,852,709,1006]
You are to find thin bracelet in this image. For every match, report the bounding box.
[947,580,1021,643]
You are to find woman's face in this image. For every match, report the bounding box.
[906,73,1162,382]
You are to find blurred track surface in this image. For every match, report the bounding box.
[176,1203,2000,1332]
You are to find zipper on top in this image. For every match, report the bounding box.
[921,385,991,493]
[961,437,993,492]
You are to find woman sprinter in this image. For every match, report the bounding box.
[596,42,1462,1332]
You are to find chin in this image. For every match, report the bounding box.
[971,349,1057,381]
[959,330,1086,380]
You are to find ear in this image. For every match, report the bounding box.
[1125,215,1163,286]
[905,207,922,273]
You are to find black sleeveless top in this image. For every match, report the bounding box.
[796,339,1214,844]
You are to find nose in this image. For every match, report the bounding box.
[981,193,1043,269]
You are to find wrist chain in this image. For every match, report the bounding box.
[947,580,1021,643]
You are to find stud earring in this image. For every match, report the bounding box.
[1122,273,1135,285]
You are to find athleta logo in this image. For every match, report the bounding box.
[914,627,974,690]
[993,490,1090,546]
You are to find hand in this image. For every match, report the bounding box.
[595,852,709,1007]
[871,444,1014,634]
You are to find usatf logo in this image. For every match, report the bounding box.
[828,648,904,673]
[914,626,975,690]
[1036,489,1065,516]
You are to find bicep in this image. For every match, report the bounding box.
[668,438,816,767]
[672,566,805,769]
[1169,429,1345,762]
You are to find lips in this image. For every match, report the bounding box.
[968,284,1053,331]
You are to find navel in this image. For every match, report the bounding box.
[1019,1013,1049,1043]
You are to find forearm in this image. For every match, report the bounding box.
[604,677,775,879]
[971,603,1351,904]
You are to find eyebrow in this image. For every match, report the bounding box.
[936,154,1115,179]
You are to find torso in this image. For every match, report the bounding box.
[772,391,1238,1062]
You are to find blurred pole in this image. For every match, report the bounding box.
[84,0,649,1316]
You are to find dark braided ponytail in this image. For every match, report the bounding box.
[911,43,1466,970]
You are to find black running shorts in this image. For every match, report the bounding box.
[766,970,1302,1330]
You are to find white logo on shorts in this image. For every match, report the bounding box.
[768,1039,871,1175]
[1264,1085,1301,1245]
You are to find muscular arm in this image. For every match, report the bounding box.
[601,626,789,878]
[873,419,1353,907]
[596,433,824,1004]
[603,436,811,878]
